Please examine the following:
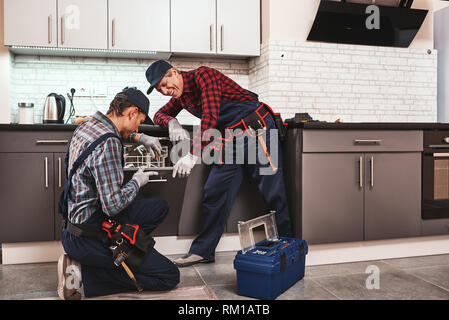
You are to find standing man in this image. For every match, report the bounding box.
[58,87,179,299]
[145,60,292,267]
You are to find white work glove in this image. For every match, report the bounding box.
[172,153,199,178]
[132,168,159,188]
[138,134,162,158]
[168,119,189,142]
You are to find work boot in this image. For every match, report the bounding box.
[173,253,212,268]
[57,253,83,300]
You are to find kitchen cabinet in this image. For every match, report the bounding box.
[364,152,421,240]
[301,130,422,244]
[0,153,55,242]
[216,0,260,56]
[0,130,72,243]
[171,0,216,54]
[170,0,260,56]
[108,0,170,52]
[58,0,108,49]
[302,153,365,244]
[4,0,58,47]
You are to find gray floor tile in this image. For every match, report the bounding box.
[306,260,394,278]
[405,265,449,292]
[381,254,449,270]
[277,278,339,300]
[0,262,57,297]
[178,266,206,287]
[209,283,256,300]
[313,268,449,300]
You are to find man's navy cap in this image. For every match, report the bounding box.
[145,60,173,94]
[118,87,154,125]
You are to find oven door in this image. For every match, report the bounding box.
[423,149,449,219]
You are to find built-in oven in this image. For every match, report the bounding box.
[422,130,449,219]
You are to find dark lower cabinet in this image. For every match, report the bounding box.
[0,153,55,242]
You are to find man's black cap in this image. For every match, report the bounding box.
[145,60,173,94]
[118,87,154,125]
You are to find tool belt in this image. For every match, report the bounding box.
[63,218,155,268]
[224,103,287,141]
[207,103,285,171]
[59,132,154,269]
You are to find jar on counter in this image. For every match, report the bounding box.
[18,103,34,124]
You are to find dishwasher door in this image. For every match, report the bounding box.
[124,167,188,237]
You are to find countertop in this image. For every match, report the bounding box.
[288,121,449,130]
[2,122,449,132]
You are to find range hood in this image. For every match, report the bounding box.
[307,0,428,48]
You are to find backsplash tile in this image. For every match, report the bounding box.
[9,55,249,125]
[9,41,438,125]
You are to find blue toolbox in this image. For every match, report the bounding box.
[233,212,308,300]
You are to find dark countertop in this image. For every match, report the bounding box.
[288,121,449,130]
[2,122,449,132]
[0,123,171,136]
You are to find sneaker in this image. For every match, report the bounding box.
[57,253,83,300]
[173,253,212,268]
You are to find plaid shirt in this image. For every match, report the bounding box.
[67,111,139,224]
[153,66,258,156]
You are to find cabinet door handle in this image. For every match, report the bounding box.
[45,157,49,189]
[48,15,52,44]
[36,140,69,145]
[61,16,65,45]
[148,179,168,183]
[210,24,213,51]
[359,156,363,188]
[354,139,382,145]
[112,19,116,47]
[220,25,224,51]
[370,156,374,188]
[58,157,62,188]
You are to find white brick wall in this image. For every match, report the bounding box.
[9,56,249,125]
[249,41,438,122]
[9,40,438,125]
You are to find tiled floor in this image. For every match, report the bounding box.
[1,250,449,300]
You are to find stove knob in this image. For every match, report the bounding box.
[444,137,449,144]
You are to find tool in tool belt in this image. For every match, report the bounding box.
[58,132,155,292]
[207,103,284,171]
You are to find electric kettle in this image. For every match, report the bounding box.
[43,93,66,124]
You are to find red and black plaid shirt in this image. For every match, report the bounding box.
[153,66,258,156]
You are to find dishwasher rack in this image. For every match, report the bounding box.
[123,143,170,169]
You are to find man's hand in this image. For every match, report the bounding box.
[168,119,189,142]
[172,153,199,178]
[138,134,162,158]
[132,168,159,188]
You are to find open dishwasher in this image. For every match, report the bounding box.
[122,137,188,236]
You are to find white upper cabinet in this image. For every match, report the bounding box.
[108,0,170,51]
[171,0,260,56]
[3,0,259,57]
[58,0,108,49]
[217,0,260,56]
[171,0,216,54]
[4,0,57,47]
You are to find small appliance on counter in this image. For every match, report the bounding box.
[17,102,34,124]
[43,93,66,124]
[233,212,308,300]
